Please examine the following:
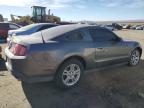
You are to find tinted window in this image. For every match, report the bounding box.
[89,29,117,42]
[0,23,9,29]
[38,25,57,31]
[19,24,36,31]
[9,24,19,29]
[65,31,84,41]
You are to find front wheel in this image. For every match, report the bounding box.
[129,49,140,66]
[55,59,84,89]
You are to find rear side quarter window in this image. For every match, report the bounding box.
[65,31,85,41]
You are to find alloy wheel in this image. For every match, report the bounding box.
[130,50,140,66]
[62,64,81,86]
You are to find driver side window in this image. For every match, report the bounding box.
[89,28,118,42]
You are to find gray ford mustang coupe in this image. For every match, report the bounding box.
[5,24,142,88]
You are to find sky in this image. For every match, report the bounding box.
[0,0,144,21]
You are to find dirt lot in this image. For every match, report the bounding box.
[0,30,144,108]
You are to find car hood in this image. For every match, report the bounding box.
[123,39,141,48]
[123,39,137,43]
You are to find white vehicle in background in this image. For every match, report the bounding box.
[123,25,131,29]
[135,26,144,30]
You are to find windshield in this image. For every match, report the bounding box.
[18,24,37,31]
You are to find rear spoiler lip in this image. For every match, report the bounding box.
[11,36,30,47]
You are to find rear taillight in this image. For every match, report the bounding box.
[11,44,27,56]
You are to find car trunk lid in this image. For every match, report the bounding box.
[7,32,44,55]
[10,32,44,46]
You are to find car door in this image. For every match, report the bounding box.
[89,28,130,68]
[60,28,96,70]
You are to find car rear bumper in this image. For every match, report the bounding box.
[5,48,54,83]
[6,62,54,83]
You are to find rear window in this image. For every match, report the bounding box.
[18,24,36,31]
[9,24,20,30]
[65,31,84,41]
[38,25,58,31]
[41,25,88,41]
[0,23,9,29]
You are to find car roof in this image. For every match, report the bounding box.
[22,23,59,29]
[0,22,58,27]
[21,22,57,25]
[41,24,100,41]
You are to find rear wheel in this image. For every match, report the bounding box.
[55,59,84,89]
[129,49,140,66]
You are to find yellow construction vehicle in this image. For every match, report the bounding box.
[10,6,61,25]
[31,6,61,23]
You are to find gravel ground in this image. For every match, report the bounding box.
[0,30,144,108]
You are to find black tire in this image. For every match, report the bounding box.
[129,49,140,66]
[55,59,84,89]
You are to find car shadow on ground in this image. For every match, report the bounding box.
[0,58,7,72]
[22,60,144,108]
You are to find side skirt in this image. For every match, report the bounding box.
[85,62,128,74]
